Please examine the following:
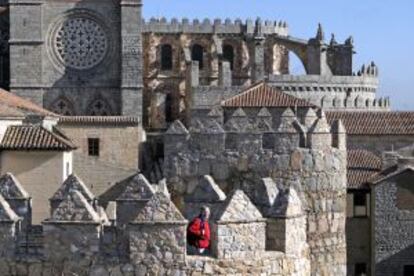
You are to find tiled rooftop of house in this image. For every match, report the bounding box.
[58,116,139,125]
[0,125,76,151]
[327,111,414,135]
[222,82,314,108]
[347,149,382,189]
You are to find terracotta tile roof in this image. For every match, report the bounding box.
[326,111,414,135]
[222,82,314,108]
[0,125,76,151]
[347,150,382,189]
[0,89,56,117]
[348,149,382,169]
[58,116,139,125]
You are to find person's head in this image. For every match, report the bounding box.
[200,206,210,220]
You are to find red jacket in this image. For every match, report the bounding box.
[187,217,211,249]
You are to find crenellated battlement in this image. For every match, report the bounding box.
[0,172,311,275]
[142,17,289,36]
[357,61,379,77]
[166,106,345,154]
[163,103,348,275]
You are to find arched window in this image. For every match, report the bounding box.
[51,97,75,116]
[223,44,234,70]
[191,44,204,69]
[87,99,112,116]
[161,44,173,70]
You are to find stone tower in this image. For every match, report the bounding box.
[7,0,143,117]
[0,1,8,90]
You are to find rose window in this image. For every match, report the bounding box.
[54,17,108,70]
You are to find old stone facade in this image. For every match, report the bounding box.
[57,116,143,196]
[142,19,388,129]
[0,0,413,275]
[163,103,347,275]
[1,0,143,117]
[0,172,314,275]
[0,0,389,128]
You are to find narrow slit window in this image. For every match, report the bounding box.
[191,44,204,69]
[161,44,173,70]
[223,44,234,70]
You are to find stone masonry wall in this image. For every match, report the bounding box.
[373,171,414,276]
[213,222,266,259]
[142,31,289,128]
[0,172,312,276]
[58,122,141,196]
[128,223,187,272]
[164,107,347,275]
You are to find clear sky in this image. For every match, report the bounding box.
[143,0,414,110]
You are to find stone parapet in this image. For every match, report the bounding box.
[268,74,379,92]
[143,17,289,36]
[267,74,390,111]
[0,252,310,275]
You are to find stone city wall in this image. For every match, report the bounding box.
[0,171,312,276]
[164,105,347,275]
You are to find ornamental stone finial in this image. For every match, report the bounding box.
[316,23,325,41]
[330,33,337,46]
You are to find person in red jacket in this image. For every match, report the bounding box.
[187,206,211,254]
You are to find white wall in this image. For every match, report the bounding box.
[0,151,67,224]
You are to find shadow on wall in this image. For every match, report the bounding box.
[0,6,9,90]
[44,0,121,116]
[376,244,414,276]
[1,151,60,176]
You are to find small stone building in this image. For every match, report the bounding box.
[0,124,75,224]
[371,163,414,276]
[57,116,143,196]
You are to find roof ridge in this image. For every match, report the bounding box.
[0,124,76,151]
[222,81,266,104]
[222,82,313,108]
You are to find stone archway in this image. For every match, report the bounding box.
[267,36,309,74]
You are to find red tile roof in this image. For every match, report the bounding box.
[0,125,76,151]
[0,89,55,117]
[348,149,382,169]
[58,116,139,125]
[221,82,314,108]
[326,111,414,135]
[347,150,382,189]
